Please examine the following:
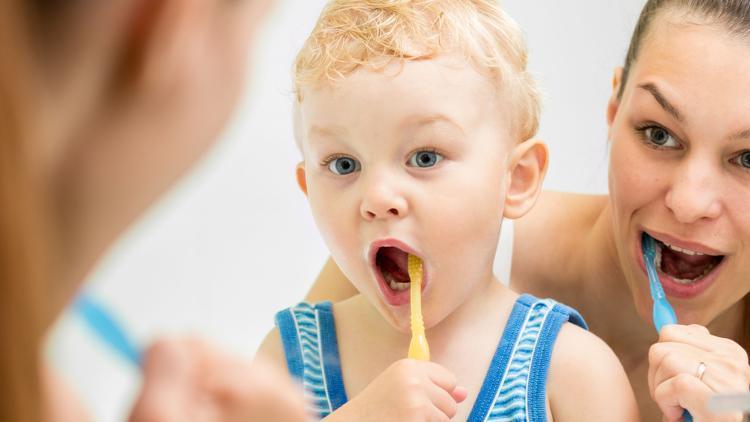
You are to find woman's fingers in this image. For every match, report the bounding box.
[130,338,308,422]
[129,339,193,421]
[652,373,713,421]
[649,325,750,420]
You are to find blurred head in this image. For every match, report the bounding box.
[606,0,750,329]
[0,0,272,419]
[293,0,547,332]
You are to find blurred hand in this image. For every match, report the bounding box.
[129,338,308,422]
[648,324,750,421]
[326,359,467,422]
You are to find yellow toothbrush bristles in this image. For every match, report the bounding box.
[407,254,430,361]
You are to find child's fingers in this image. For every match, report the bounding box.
[424,361,459,394]
[425,384,459,419]
[451,385,468,403]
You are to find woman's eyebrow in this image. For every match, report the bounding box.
[638,82,750,142]
[638,82,684,123]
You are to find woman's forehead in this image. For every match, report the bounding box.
[627,20,750,123]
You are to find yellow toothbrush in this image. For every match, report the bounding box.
[407,254,430,361]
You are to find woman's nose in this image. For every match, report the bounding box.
[665,158,723,224]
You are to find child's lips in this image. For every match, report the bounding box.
[368,239,428,307]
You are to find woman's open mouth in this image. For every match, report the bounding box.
[641,232,726,298]
[370,240,426,306]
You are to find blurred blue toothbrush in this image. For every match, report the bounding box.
[74,293,142,367]
[642,232,692,421]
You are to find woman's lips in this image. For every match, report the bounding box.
[369,239,427,307]
[637,230,726,300]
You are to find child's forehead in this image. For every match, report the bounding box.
[299,55,508,125]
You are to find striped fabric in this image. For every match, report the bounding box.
[275,296,586,421]
[288,302,333,417]
[485,299,555,421]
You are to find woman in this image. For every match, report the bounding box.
[307,0,750,420]
[0,0,306,420]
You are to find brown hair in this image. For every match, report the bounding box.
[619,0,750,351]
[1,1,55,420]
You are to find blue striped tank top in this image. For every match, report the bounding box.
[275,294,587,421]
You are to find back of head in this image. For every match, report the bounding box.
[0,0,50,420]
[293,0,541,143]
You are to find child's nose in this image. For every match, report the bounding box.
[360,177,409,221]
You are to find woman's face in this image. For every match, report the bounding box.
[608,15,750,326]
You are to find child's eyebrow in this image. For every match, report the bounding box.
[307,124,348,141]
[400,113,465,136]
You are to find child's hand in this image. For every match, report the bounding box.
[129,338,308,422]
[328,359,467,421]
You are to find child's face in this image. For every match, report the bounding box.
[608,19,750,326]
[298,55,514,332]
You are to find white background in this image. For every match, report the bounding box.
[48,1,646,420]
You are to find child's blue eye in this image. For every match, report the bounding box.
[408,150,443,168]
[732,150,750,170]
[328,156,360,175]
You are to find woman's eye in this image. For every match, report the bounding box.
[644,126,679,148]
[732,150,750,170]
[328,156,360,175]
[408,150,443,168]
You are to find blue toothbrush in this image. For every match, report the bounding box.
[642,232,692,422]
[73,293,142,367]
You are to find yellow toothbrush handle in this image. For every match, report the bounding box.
[407,255,430,361]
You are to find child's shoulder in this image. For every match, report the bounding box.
[545,321,639,421]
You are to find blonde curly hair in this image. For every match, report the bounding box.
[294,0,541,142]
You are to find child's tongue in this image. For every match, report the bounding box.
[660,246,719,280]
[377,247,410,283]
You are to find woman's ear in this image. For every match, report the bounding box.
[503,139,548,219]
[607,67,624,128]
[296,162,307,196]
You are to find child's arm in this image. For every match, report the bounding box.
[305,257,359,303]
[547,324,640,421]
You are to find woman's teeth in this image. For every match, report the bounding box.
[385,271,410,291]
[654,241,717,284]
[663,242,704,256]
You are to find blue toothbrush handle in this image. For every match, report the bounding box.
[74,293,142,367]
[653,297,678,333]
[653,299,693,420]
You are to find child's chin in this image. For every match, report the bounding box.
[378,307,413,333]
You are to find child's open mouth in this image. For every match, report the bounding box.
[644,234,726,298]
[370,241,426,307]
[376,247,411,291]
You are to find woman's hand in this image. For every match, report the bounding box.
[129,338,308,422]
[326,359,467,422]
[648,324,750,421]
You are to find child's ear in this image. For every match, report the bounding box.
[296,162,308,196]
[607,67,624,128]
[503,139,548,219]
